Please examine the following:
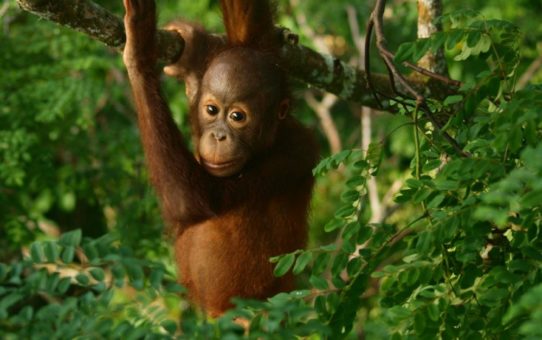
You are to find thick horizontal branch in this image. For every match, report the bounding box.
[16,0,407,108]
[16,0,184,64]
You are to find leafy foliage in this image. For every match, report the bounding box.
[2,1,542,339]
[0,231,186,338]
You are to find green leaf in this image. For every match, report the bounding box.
[30,243,43,263]
[423,159,442,172]
[45,272,60,292]
[478,287,508,306]
[446,29,465,50]
[57,277,72,294]
[112,263,126,287]
[387,306,411,322]
[406,178,423,188]
[341,190,360,203]
[43,241,59,263]
[371,271,386,278]
[395,42,415,63]
[312,252,331,275]
[346,176,366,187]
[352,160,369,170]
[309,275,329,290]
[59,229,82,247]
[89,268,105,282]
[124,260,144,289]
[331,253,348,276]
[522,246,542,261]
[293,252,313,275]
[454,45,472,61]
[427,193,445,209]
[346,257,362,276]
[76,273,90,286]
[471,34,491,55]
[331,150,352,167]
[324,218,343,232]
[357,226,372,244]
[416,232,434,254]
[0,293,23,312]
[508,260,531,273]
[428,303,440,322]
[62,246,75,263]
[150,269,164,290]
[434,179,460,191]
[314,296,328,317]
[0,264,8,282]
[342,222,361,241]
[407,268,420,285]
[165,283,186,294]
[320,244,337,252]
[19,306,34,322]
[273,253,295,277]
[82,243,99,263]
[414,311,427,334]
[92,282,107,293]
[413,38,432,61]
[367,142,383,171]
[521,190,542,208]
[334,205,356,219]
[466,30,481,47]
[444,95,463,106]
[161,320,177,335]
[131,279,144,290]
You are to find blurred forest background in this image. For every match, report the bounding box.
[1,0,541,338]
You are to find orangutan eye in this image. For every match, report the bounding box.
[229,111,246,122]
[206,105,219,115]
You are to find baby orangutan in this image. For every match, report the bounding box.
[123,0,318,316]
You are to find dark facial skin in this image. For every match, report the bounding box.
[197,49,287,177]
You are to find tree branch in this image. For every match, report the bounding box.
[16,0,184,64]
[15,0,406,110]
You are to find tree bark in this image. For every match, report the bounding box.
[16,0,416,109]
[417,0,447,75]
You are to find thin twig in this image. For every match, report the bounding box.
[401,59,460,87]
[517,55,542,89]
[420,103,471,157]
[364,19,383,108]
[0,1,10,18]
[345,5,365,68]
[305,92,341,153]
[372,0,424,103]
[361,108,383,223]
[346,6,383,224]
[290,0,342,153]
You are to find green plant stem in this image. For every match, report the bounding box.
[413,106,421,180]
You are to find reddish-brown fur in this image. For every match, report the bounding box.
[123,0,318,316]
